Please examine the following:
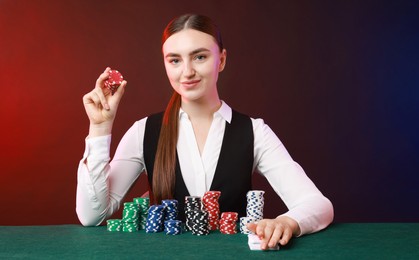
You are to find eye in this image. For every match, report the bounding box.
[169,59,180,65]
[194,55,206,61]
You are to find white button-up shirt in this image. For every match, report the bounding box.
[76,101,333,235]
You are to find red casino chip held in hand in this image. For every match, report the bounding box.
[104,69,124,95]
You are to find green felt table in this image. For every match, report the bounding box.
[0,223,418,259]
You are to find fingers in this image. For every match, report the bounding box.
[256,221,274,250]
[268,225,283,248]
[96,67,111,84]
[94,67,112,110]
[278,226,293,246]
[94,71,110,110]
[112,80,127,98]
[247,218,296,250]
[246,222,257,234]
[82,90,100,107]
[106,80,127,110]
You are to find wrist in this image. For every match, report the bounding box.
[88,122,113,137]
[276,215,301,236]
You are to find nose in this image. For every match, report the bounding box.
[183,61,195,78]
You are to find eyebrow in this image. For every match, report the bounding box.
[165,48,211,58]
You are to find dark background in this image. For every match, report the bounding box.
[0,0,418,225]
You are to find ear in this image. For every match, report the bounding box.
[218,49,227,72]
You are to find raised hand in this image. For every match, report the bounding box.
[82,67,127,137]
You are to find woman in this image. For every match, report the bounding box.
[77,14,333,250]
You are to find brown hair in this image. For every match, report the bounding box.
[152,14,224,203]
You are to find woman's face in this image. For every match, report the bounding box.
[162,29,226,103]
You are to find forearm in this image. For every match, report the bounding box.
[76,163,112,226]
[280,194,334,236]
[76,136,115,226]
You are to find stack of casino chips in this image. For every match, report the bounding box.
[219,212,238,234]
[246,190,265,221]
[162,199,178,221]
[145,205,166,233]
[133,197,150,229]
[240,190,265,234]
[191,209,210,236]
[164,220,182,235]
[185,196,202,232]
[202,191,221,230]
[122,202,140,232]
[106,219,122,232]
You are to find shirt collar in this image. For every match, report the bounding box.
[178,100,232,123]
[216,100,232,123]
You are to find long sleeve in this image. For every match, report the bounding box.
[76,119,147,226]
[252,118,334,235]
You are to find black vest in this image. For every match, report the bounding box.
[143,110,254,221]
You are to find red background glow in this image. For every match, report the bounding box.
[0,1,418,225]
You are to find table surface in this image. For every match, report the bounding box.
[1,223,418,259]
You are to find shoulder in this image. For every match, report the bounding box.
[250,117,268,131]
[229,109,276,141]
[247,116,281,144]
[227,107,271,134]
[131,112,164,128]
[229,108,269,132]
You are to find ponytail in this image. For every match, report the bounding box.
[152,91,181,203]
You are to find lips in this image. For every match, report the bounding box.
[181,79,201,88]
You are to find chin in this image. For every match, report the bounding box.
[180,90,206,102]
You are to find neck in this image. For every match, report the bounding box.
[181,95,221,120]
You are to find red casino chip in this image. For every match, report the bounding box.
[104,69,124,95]
[221,212,238,220]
